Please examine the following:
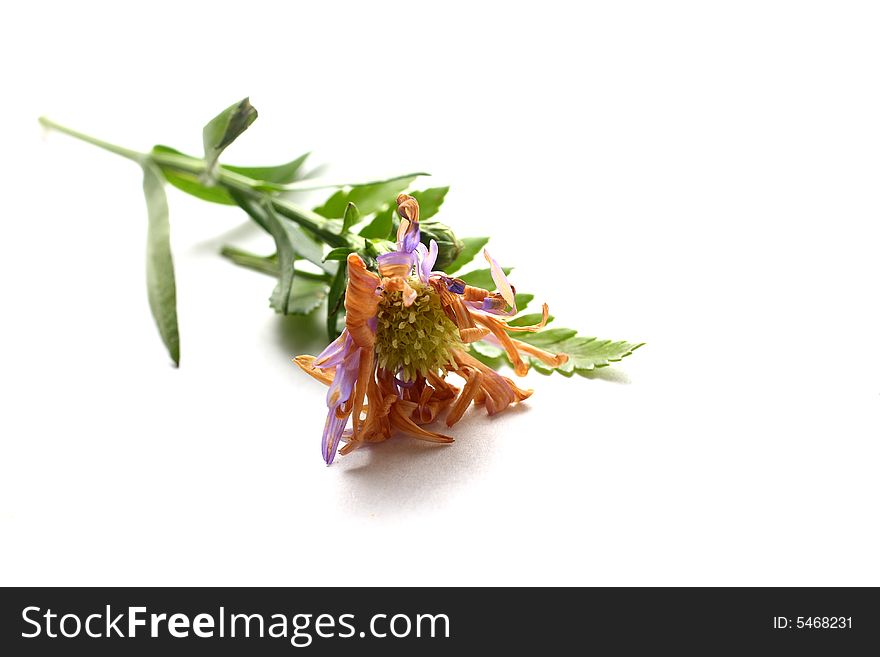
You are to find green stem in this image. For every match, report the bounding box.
[39,117,256,194]
[151,150,261,195]
[220,246,332,282]
[39,117,145,163]
[270,197,351,248]
[39,117,350,249]
[259,171,431,194]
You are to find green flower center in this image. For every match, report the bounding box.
[375,281,462,381]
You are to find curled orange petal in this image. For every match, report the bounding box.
[344,254,381,349]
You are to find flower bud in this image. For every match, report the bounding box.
[419,220,464,270]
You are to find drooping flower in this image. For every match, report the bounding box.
[294,194,568,464]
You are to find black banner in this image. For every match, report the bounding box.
[1,588,876,654]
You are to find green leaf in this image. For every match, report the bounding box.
[220,246,279,277]
[359,206,394,239]
[316,175,418,219]
[326,264,347,340]
[516,331,645,376]
[151,145,312,205]
[271,197,352,248]
[410,187,449,220]
[202,97,258,175]
[163,168,237,204]
[271,278,327,315]
[341,202,360,234]
[445,236,489,274]
[231,192,333,314]
[224,152,310,184]
[233,193,334,275]
[468,343,506,369]
[457,266,513,291]
[513,327,576,347]
[220,246,334,286]
[315,190,347,219]
[470,340,504,359]
[324,247,354,261]
[508,312,554,327]
[513,293,534,312]
[234,194,297,314]
[142,163,180,365]
[151,145,236,205]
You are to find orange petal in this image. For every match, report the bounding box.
[502,303,550,332]
[474,314,529,376]
[390,402,454,443]
[349,347,375,440]
[445,367,483,426]
[508,337,570,367]
[293,355,335,386]
[344,254,381,349]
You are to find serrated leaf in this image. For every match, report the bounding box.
[508,312,554,327]
[271,278,327,315]
[457,266,513,291]
[203,97,258,175]
[142,163,180,365]
[513,327,576,347]
[468,345,506,369]
[316,175,418,219]
[224,152,309,184]
[410,187,449,220]
[470,340,504,359]
[444,236,489,274]
[517,331,644,375]
[341,202,360,233]
[529,358,555,376]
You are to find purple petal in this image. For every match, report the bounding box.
[321,410,348,465]
[326,347,360,410]
[321,331,361,465]
[417,239,438,283]
[398,217,421,253]
[377,250,414,269]
[321,339,361,465]
[482,297,506,312]
[465,299,517,317]
[444,277,465,295]
[314,331,353,369]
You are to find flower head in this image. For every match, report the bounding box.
[294,195,568,464]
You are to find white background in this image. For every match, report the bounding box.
[1,1,878,586]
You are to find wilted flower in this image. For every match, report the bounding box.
[294,194,568,464]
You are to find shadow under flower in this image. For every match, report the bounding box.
[273,304,332,361]
[576,367,631,384]
[189,220,262,256]
[333,404,531,515]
